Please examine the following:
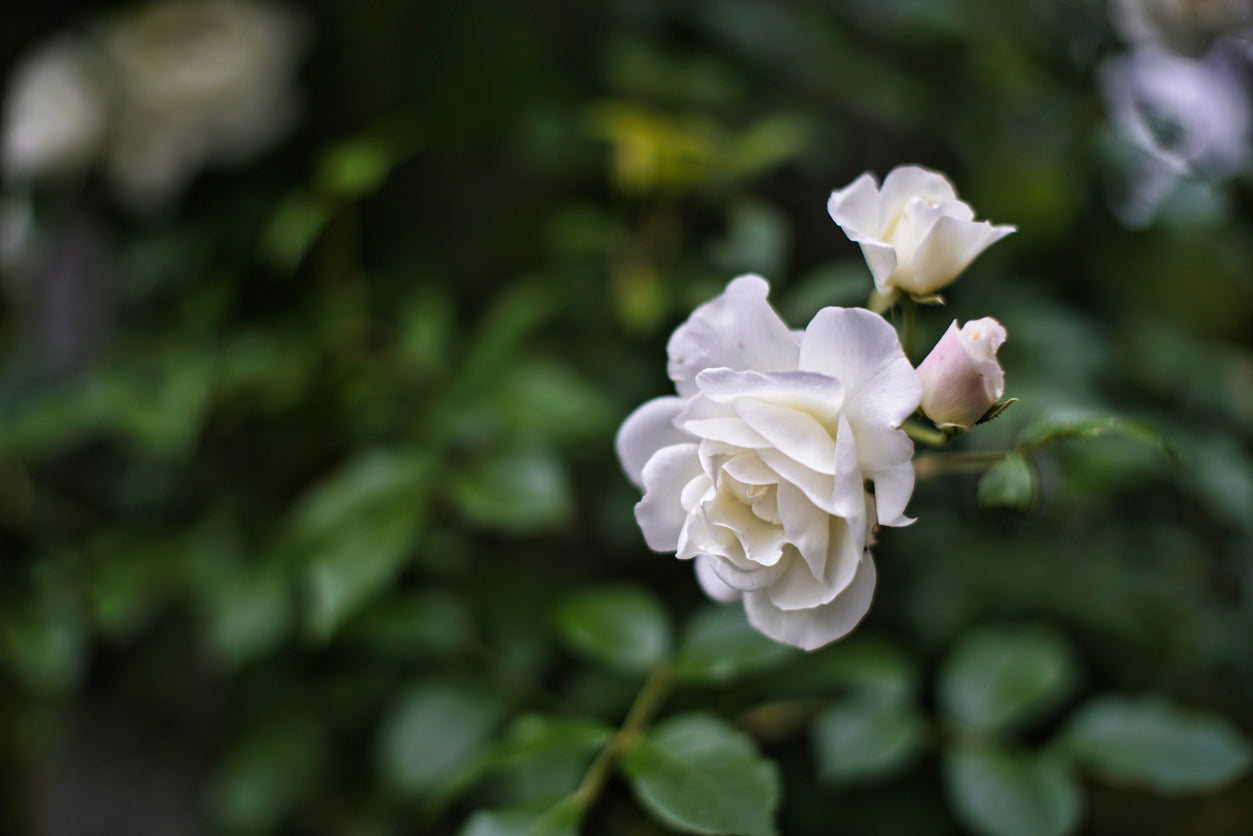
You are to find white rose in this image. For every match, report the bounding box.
[616,276,921,650]
[3,38,110,182]
[916,318,1007,432]
[102,0,306,210]
[827,165,1015,299]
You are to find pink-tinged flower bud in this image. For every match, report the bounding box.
[916,317,1007,431]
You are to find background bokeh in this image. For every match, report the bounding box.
[2,1,1252,834]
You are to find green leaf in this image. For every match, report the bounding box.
[282,448,437,638]
[555,586,671,673]
[316,139,394,198]
[943,743,1081,836]
[343,590,472,657]
[89,532,185,641]
[490,715,614,768]
[977,451,1035,512]
[378,681,506,797]
[1017,411,1172,460]
[261,192,332,272]
[209,713,325,835]
[621,713,780,836]
[496,359,615,444]
[1060,695,1252,794]
[673,605,797,684]
[446,280,560,411]
[199,558,291,668]
[813,700,927,784]
[813,637,919,705]
[0,567,87,695]
[773,636,918,705]
[449,447,573,534]
[458,796,583,836]
[938,626,1078,733]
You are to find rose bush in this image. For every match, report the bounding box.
[827,165,1015,299]
[917,317,1008,431]
[616,275,921,650]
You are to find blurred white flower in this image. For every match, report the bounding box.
[827,165,1015,300]
[616,275,921,650]
[103,0,306,210]
[917,317,1007,432]
[1103,46,1250,175]
[1101,46,1250,224]
[1111,0,1253,56]
[3,38,110,182]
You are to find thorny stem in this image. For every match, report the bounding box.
[575,661,674,810]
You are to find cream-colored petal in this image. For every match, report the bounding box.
[827,172,882,236]
[695,555,742,603]
[876,166,957,232]
[910,216,1015,296]
[666,275,798,397]
[634,443,702,552]
[799,307,921,430]
[615,395,690,489]
[744,554,876,650]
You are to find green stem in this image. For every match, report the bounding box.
[902,420,950,448]
[901,295,917,361]
[575,661,674,809]
[914,451,1009,480]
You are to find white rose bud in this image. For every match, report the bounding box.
[828,165,1015,298]
[917,317,1007,431]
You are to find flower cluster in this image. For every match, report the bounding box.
[617,166,1012,649]
[2,0,306,212]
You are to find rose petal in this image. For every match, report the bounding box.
[705,483,789,567]
[744,554,876,650]
[710,552,787,591]
[858,239,899,292]
[616,395,690,488]
[827,172,882,236]
[666,275,798,397]
[695,368,844,418]
[720,451,779,486]
[799,307,921,430]
[734,397,838,474]
[635,443,702,552]
[756,448,839,515]
[695,555,742,603]
[876,166,957,232]
[910,216,1015,296]
[849,422,916,526]
[776,481,829,580]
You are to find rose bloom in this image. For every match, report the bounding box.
[2,38,110,182]
[616,276,921,650]
[102,0,306,210]
[827,165,1015,299]
[916,318,1007,432]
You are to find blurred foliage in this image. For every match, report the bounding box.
[2,0,1253,834]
